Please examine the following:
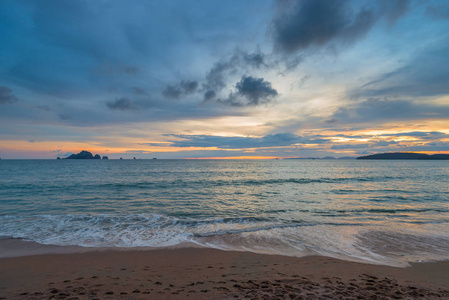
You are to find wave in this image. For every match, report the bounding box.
[1,213,449,266]
[0,213,365,249]
[313,208,449,215]
[0,175,404,191]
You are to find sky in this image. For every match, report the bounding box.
[1,0,449,159]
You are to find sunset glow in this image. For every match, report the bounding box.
[1,0,448,159]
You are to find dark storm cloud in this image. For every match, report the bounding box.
[201,50,270,101]
[0,86,18,104]
[163,132,326,149]
[218,76,278,107]
[351,39,449,99]
[426,4,449,19]
[173,49,277,105]
[162,80,199,99]
[106,98,135,110]
[272,0,410,53]
[235,76,278,102]
[272,0,374,53]
[203,90,217,102]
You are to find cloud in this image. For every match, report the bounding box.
[0,86,18,104]
[189,50,276,105]
[426,4,449,20]
[350,39,449,99]
[203,52,243,93]
[132,87,146,96]
[218,76,278,107]
[272,0,374,53]
[156,130,448,155]
[332,99,449,124]
[338,38,449,126]
[106,98,135,110]
[271,0,410,54]
[201,50,270,101]
[324,118,338,124]
[404,142,449,152]
[373,140,399,147]
[59,113,71,120]
[330,143,371,150]
[330,143,403,155]
[327,132,449,144]
[202,59,235,94]
[235,76,278,105]
[203,90,217,101]
[330,139,401,150]
[381,0,410,26]
[162,80,199,99]
[1,0,447,159]
[243,52,267,68]
[36,105,52,111]
[2,1,263,108]
[163,132,325,149]
[383,131,448,139]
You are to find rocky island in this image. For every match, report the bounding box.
[357,152,449,160]
[65,150,107,159]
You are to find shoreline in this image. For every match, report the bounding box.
[1,247,448,299]
[1,236,444,267]
[0,237,206,258]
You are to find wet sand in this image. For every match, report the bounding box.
[1,248,448,299]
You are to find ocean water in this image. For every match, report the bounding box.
[1,159,448,266]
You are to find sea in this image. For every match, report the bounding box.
[1,159,448,267]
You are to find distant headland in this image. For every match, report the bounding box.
[357,152,449,160]
[63,150,108,160]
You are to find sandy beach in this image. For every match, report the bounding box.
[1,247,448,299]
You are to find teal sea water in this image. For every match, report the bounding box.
[1,159,448,266]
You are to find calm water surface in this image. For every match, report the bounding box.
[1,159,448,266]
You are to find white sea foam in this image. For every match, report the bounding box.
[1,159,449,265]
[1,213,449,266]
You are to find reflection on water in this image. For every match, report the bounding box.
[0,159,448,265]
